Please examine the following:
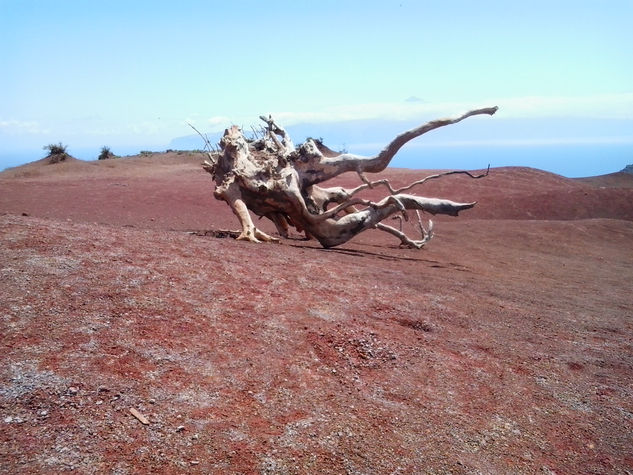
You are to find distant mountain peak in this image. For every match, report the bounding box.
[622,164,633,174]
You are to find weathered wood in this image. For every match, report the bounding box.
[201,107,497,249]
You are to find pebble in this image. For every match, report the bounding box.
[68,387,78,395]
[176,425,185,432]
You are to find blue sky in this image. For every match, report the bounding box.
[1,0,632,176]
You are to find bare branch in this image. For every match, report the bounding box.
[355,165,491,196]
[250,126,261,140]
[259,114,295,155]
[189,122,221,175]
[187,122,214,151]
[374,221,433,249]
[296,107,497,185]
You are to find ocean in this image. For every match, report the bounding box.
[380,142,632,178]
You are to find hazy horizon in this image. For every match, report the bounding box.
[2,136,631,180]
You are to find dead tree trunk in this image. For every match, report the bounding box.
[200,107,497,249]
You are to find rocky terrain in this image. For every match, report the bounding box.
[1,152,632,473]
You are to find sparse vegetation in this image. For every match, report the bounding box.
[98,146,116,160]
[43,142,67,156]
[166,149,195,155]
[43,142,70,163]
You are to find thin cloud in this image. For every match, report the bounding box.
[0,119,49,135]
[347,136,633,154]
[498,94,633,119]
[397,136,633,148]
[225,93,633,127]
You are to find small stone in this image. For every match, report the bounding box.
[176,425,185,432]
[148,398,156,404]
[68,387,78,395]
[190,461,200,465]
[96,400,103,405]
[4,416,13,423]
[39,410,48,417]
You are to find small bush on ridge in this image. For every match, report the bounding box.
[43,142,67,156]
[98,146,116,160]
[43,142,70,163]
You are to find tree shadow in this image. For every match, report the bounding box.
[286,240,449,265]
[189,228,470,270]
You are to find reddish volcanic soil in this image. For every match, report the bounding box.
[1,153,632,473]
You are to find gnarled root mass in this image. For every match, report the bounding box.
[199,107,497,249]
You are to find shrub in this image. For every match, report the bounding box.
[43,142,70,163]
[98,146,115,160]
[43,142,67,156]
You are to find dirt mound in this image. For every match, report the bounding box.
[46,152,71,164]
[330,166,633,221]
[1,151,207,181]
[1,155,95,180]
[2,157,632,226]
[575,171,633,189]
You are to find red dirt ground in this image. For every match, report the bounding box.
[1,153,633,473]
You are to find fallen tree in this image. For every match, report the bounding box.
[197,106,497,249]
